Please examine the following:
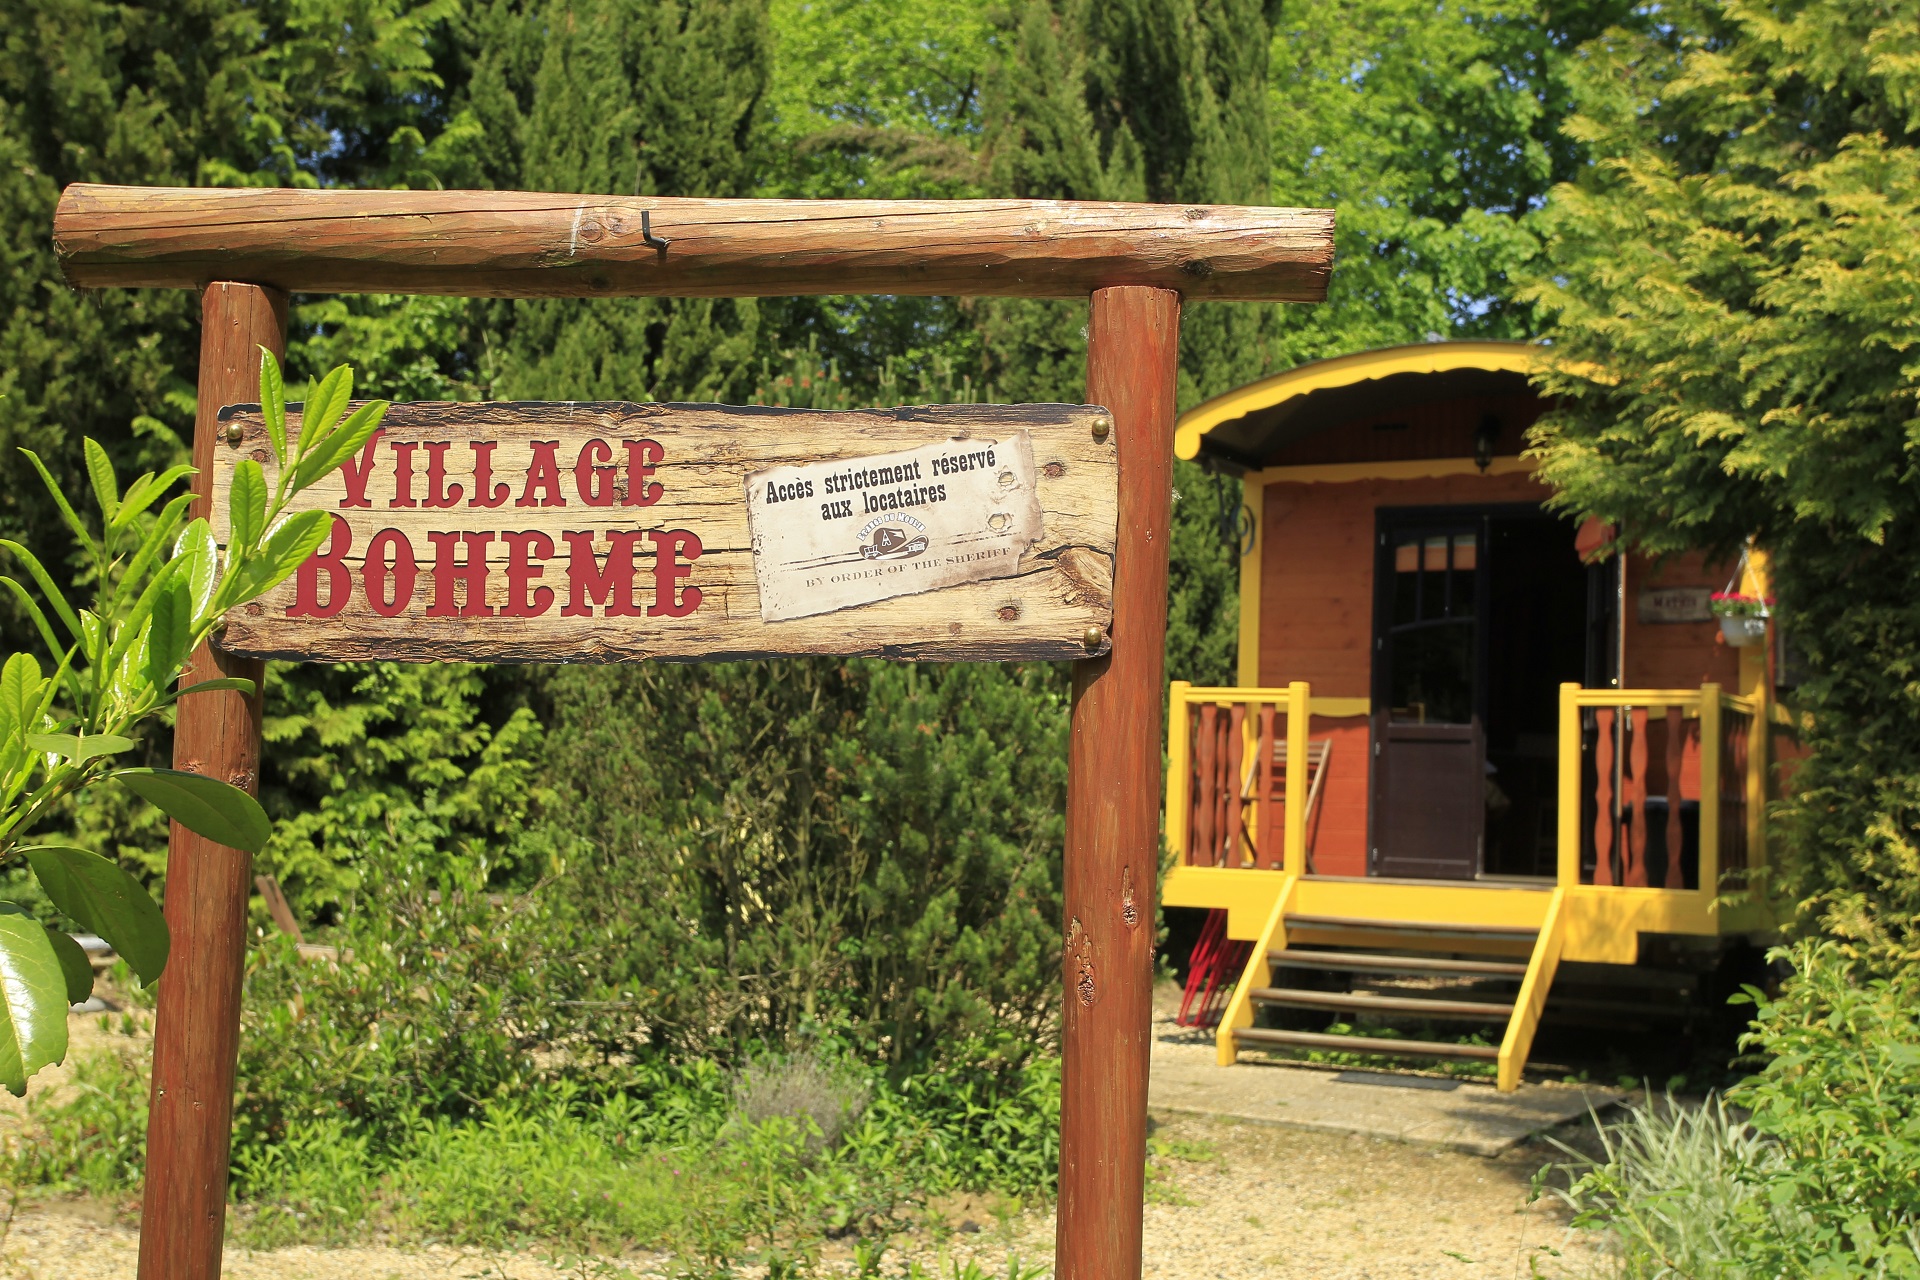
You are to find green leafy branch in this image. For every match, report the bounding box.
[0,351,386,1095]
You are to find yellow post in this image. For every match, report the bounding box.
[1497,886,1566,1092]
[1166,681,1192,865]
[1283,680,1310,876]
[1699,684,1722,900]
[1557,683,1581,888]
[1739,548,1772,872]
[1215,874,1297,1066]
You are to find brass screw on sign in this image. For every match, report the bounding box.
[1091,417,1111,441]
[1082,626,1104,651]
[225,422,244,445]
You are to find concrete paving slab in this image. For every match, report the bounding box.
[1148,1021,1622,1156]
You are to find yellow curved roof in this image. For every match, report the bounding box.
[1174,340,1551,461]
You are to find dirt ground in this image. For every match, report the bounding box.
[0,1112,1605,1280]
[0,1002,1610,1279]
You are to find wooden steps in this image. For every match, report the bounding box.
[1229,912,1550,1080]
[1268,949,1528,978]
[1234,1026,1499,1061]
[1246,987,1515,1020]
[1283,913,1539,943]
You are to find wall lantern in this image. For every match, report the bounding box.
[1474,414,1501,472]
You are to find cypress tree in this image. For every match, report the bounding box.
[979,0,1278,683]
[474,0,772,403]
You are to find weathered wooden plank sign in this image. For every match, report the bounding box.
[209,401,1118,663]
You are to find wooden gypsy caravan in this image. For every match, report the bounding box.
[1162,340,1787,1091]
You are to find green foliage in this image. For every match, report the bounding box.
[1521,0,1920,963]
[1553,943,1920,1278]
[1269,0,1639,362]
[0,352,383,1094]
[534,658,1067,1066]
[764,0,990,200]
[1727,942,1920,1274]
[0,0,467,628]
[258,661,549,920]
[6,1044,149,1195]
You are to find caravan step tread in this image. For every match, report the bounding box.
[1285,913,1539,939]
[1234,1026,1500,1061]
[1268,949,1528,978]
[1248,987,1515,1020]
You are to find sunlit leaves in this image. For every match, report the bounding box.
[0,356,386,1092]
[261,346,288,466]
[0,906,68,1096]
[112,769,271,854]
[231,459,267,549]
[46,928,93,1006]
[24,734,134,764]
[176,520,218,621]
[24,846,169,985]
[82,439,119,527]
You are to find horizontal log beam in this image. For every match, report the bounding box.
[53,185,1333,302]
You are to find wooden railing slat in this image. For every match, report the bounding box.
[1625,707,1650,887]
[1593,708,1616,887]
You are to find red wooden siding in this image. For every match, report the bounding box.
[1257,471,1548,694]
[1255,471,1742,879]
[1622,552,1741,692]
[1256,470,1549,877]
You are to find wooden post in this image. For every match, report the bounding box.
[1059,285,1179,1280]
[139,282,283,1280]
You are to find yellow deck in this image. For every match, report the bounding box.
[1164,681,1778,1091]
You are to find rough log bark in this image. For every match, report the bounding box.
[1058,285,1179,1280]
[138,282,280,1280]
[54,185,1333,302]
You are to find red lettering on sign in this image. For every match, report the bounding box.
[365,528,417,617]
[427,531,495,618]
[338,431,384,509]
[469,441,510,508]
[575,439,619,507]
[501,531,556,617]
[560,531,645,617]
[423,442,465,508]
[517,441,567,508]
[389,441,419,508]
[648,529,703,618]
[625,439,664,507]
[287,516,352,618]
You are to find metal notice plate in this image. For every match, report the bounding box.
[745,434,1044,622]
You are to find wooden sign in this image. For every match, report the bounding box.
[208,401,1118,663]
[1637,586,1713,625]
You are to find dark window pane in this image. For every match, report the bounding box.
[1388,621,1475,725]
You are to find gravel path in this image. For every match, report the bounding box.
[894,1111,1604,1280]
[0,1110,1604,1279]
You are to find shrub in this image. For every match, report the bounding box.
[1552,943,1920,1278]
[733,1049,872,1156]
[1727,942,1920,1275]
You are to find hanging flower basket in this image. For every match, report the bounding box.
[1711,592,1772,647]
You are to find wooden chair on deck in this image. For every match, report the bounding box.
[1186,704,1333,870]
[1244,732,1333,872]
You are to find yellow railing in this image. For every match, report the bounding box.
[1165,682,1369,876]
[1555,683,1765,899]
[1166,679,1769,899]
